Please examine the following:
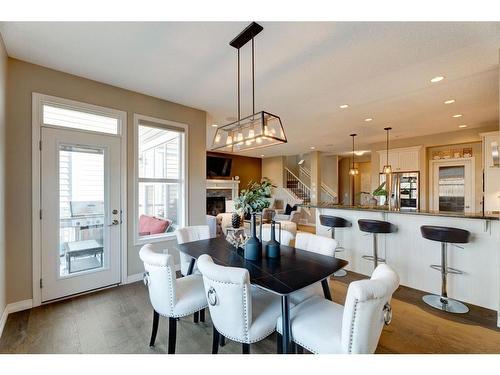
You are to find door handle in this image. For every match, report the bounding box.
[108,219,119,226]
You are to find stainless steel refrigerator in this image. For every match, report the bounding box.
[379,172,420,210]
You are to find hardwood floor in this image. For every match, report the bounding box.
[1,270,499,354]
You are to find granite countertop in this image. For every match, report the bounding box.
[301,203,499,221]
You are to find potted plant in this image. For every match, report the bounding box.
[372,181,388,206]
[234,178,272,260]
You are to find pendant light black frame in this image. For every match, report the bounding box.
[211,22,287,152]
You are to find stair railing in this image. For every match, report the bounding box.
[299,166,337,202]
[284,167,311,203]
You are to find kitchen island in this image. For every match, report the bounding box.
[306,204,500,326]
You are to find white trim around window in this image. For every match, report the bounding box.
[133,114,189,246]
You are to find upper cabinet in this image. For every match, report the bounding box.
[378,146,422,172]
[480,131,500,213]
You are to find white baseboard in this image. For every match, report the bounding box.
[126,273,144,284]
[0,299,33,339]
[125,264,181,284]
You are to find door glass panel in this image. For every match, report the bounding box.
[59,144,106,276]
[438,166,465,212]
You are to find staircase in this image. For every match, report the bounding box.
[284,168,311,204]
[299,166,337,203]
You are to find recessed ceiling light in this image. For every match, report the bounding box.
[452,114,463,118]
[458,124,467,128]
[260,154,265,157]
[211,124,218,128]
[431,76,444,83]
[444,99,455,104]
[339,104,349,109]
[364,118,373,122]
[310,146,316,150]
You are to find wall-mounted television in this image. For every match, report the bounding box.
[207,156,232,177]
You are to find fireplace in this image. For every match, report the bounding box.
[207,196,226,216]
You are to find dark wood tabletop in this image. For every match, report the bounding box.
[177,237,348,295]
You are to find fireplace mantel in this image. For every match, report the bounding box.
[206,178,240,201]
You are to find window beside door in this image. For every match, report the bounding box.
[135,115,187,244]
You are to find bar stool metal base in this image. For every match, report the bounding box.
[333,269,347,277]
[422,294,469,314]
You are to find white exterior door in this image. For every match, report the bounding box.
[40,127,122,302]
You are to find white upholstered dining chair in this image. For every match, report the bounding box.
[260,226,295,246]
[176,225,212,276]
[277,264,400,354]
[140,244,208,354]
[197,254,284,354]
[289,232,338,305]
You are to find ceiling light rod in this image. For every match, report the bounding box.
[349,134,359,176]
[230,22,263,120]
[383,127,393,174]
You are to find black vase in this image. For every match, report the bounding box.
[265,221,281,259]
[244,213,262,261]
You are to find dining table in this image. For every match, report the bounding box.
[177,236,348,354]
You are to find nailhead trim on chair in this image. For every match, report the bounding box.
[146,263,208,318]
[243,284,250,343]
[347,299,359,354]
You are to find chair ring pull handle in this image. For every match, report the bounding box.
[207,287,218,306]
[143,271,150,287]
[383,302,392,325]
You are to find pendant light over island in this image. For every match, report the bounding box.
[348,133,359,176]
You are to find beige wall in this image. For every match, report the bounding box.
[0,36,7,315]
[370,124,497,211]
[321,154,339,194]
[338,157,352,204]
[262,156,285,188]
[6,58,206,303]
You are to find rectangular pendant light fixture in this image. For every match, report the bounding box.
[212,111,287,152]
[211,22,287,152]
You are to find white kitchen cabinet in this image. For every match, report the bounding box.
[480,131,500,213]
[378,146,422,172]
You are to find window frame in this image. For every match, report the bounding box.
[133,114,188,245]
[39,96,124,136]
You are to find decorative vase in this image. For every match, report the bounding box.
[244,212,262,261]
[265,221,281,259]
[231,212,241,228]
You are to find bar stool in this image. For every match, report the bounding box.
[358,219,397,269]
[319,215,351,277]
[420,225,470,314]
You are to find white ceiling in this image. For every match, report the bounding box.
[1,22,499,157]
